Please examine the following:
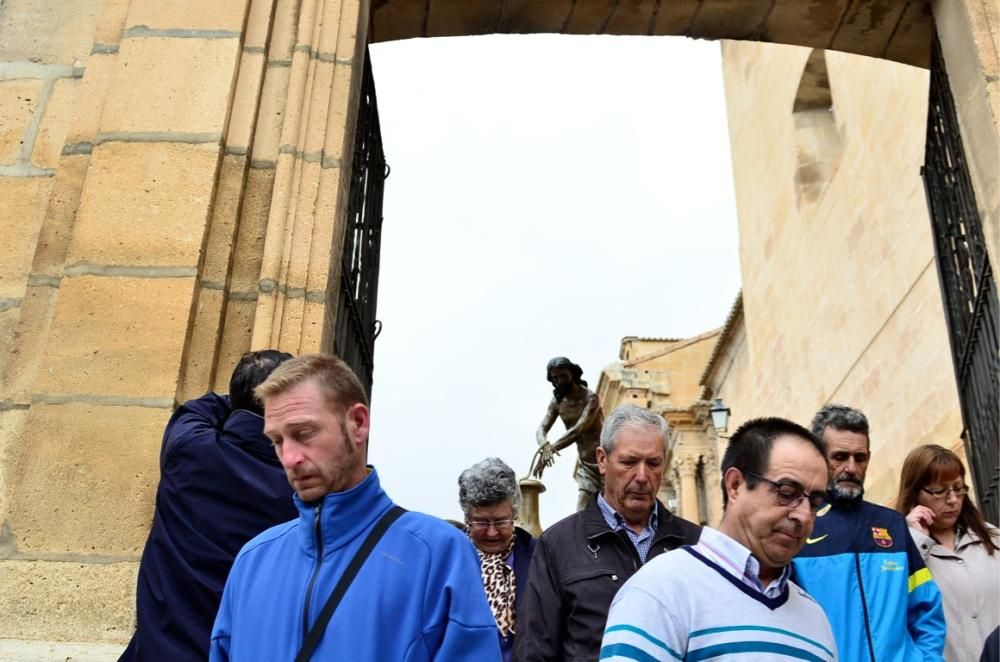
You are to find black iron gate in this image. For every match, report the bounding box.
[334,48,388,397]
[922,36,1000,524]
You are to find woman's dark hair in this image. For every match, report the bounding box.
[896,444,998,555]
[230,350,294,415]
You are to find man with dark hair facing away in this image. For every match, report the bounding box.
[120,350,297,661]
[792,404,945,662]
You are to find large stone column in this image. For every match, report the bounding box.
[1,0,255,643]
[702,450,722,527]
[677,454,701,524]
[248,0,369,356]
[0,0,371,647]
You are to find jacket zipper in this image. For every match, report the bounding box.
[627,533,640,570]
[612,530,641,571]
[302,503,324,641]
[854,551,876,661]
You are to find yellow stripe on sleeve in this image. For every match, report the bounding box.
[908,567,933,592]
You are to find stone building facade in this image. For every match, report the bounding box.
[605,29,993,525]
[708,38,968,504]
[0,0,996,653]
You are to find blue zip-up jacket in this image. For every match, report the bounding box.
[792,499,946,662]
[121,393,297,661]
[210,468,502,661]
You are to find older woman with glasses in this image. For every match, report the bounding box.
[458,457,536,661]
[897,444,999,662]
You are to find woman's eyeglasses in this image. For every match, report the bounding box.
[467,519,515,531]
[920,485,969,500]
[741,470,827,511]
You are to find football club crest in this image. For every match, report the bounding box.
[871,527,894,548]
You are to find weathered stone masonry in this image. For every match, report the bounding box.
[0,0,995,649]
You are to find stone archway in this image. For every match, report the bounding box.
[0,0,995,649]
[371,0,934,68]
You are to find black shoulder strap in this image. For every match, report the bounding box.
[295,505,408,662]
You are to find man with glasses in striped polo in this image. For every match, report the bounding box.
[601,417,837,661]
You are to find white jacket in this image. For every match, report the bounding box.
[909,524,1000,662]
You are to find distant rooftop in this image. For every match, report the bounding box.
[699,291,744,390]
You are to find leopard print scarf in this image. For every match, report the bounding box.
[476,535,517,637]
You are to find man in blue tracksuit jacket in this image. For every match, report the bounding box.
[792,405,945,662]
[210,354,501,661]
[121,350,297,661]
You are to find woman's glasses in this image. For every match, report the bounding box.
[467,519,515,531]
[920,485,969,500]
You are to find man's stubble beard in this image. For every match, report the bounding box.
[829,475,864,503]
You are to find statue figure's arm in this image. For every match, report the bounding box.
[532,400,560,478]
[536,399,558,446]
[551,392,601,452]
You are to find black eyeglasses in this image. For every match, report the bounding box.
[921,485,969,500]
[741,470,827,511]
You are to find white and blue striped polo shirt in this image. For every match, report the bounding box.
[600,527,837,661]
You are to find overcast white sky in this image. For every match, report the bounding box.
[366,35,742,527]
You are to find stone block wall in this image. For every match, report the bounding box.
[0,0,996,650]
[718,40,965,505]
[0,0,371,646]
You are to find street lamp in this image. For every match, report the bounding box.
[709,398,731,436]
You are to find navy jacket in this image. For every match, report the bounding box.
[120,393,297,661]
[512,526,537,617]
[499,526,537,660]
[514,495,701,661]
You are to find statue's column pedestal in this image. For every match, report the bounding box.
[518,478,546,538]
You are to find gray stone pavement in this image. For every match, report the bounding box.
[0,640,122,662]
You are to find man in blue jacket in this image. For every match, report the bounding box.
[210,354,501,661]
[792,404,946,661]
[120,350,297,661]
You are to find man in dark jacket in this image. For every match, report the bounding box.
[120,350,296,661]
[513,404,701,661]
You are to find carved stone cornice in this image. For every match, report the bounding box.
[676,454,700,477]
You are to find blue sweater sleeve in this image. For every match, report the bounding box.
[415,531,502,662]
[209,570,234,662]
[905,530,946,661]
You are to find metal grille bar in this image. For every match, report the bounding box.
[334,48,388,397]
[922,35,1000,524]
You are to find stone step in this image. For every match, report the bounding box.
[0,639,123,662]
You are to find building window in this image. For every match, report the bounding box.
[792,49,842,210]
